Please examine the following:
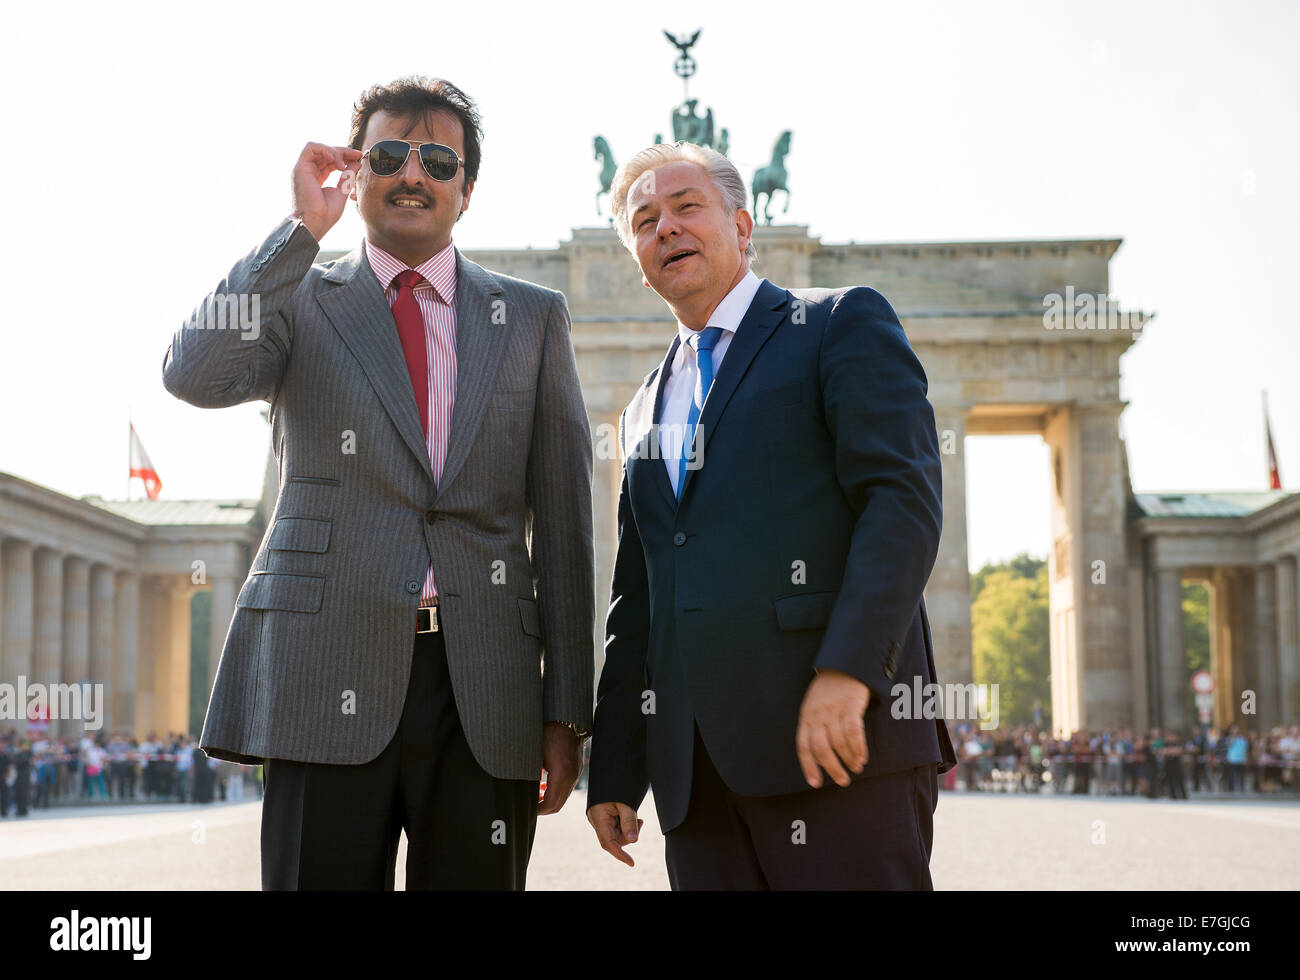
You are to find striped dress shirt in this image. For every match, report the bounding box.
[365,238,458,604]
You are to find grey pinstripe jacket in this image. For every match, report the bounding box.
[161,217,595,779]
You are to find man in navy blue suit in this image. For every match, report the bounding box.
[586,142,958,889]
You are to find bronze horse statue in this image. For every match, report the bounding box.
[594,135,617,218]
[752,130,792,225]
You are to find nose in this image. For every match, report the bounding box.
[397,144,429,185]
[655,209,682,239]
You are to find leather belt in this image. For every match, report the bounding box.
[416,599,440,634]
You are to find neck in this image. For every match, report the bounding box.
[670,260,749,330]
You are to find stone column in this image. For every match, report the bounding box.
[1211,568,1249,730]
[90,565,116,733]
[166,583,194,736]
[61,556,91,739]
[1126,537,1150,734]
[1277,556,1300,724]
[207,575,238,694]
[1253,563,1279,729]
[1043,406,1081,736]
[33,548,64,734]
[114,572,139,735]
[927,405,972,688]
[1,540,34,734]
[1073,404,1131,732]
[141,578,169,737]
[1155,567,1188,730]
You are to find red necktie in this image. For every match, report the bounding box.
[390,270,429,439]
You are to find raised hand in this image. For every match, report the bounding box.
[290,142,362,242]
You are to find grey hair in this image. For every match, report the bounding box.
[610,141,757,263]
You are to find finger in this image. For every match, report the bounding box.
[812,727,851,787]
[545,779,573,814]
[618,805,639,844]
[836,710,867,773]
[596,816,635,867]
[796,720,822,788]
[302,144,342,180]
[537,774,560,815]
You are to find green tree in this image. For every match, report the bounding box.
[970,553,1045,602]
[1183,581,1210,720]
[970,555,1050,727]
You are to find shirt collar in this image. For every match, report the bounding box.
[675,267,762,348]
[365,238,458,305]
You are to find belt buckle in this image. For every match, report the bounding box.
[416,603,440,633]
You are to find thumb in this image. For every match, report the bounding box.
[619,806,639,842]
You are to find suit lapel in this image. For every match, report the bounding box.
[435,252,507,501]
[318,244,434,484]
[677,278,789,503]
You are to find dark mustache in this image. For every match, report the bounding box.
[387,186,431,205]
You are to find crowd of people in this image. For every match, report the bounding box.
[945,722,1300,798]
[0,730,261,818]
[4,722,1298,814]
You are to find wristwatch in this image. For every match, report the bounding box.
[549,720,591,740]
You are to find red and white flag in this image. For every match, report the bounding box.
[129,423,162,500]
[1264,395,1282,490]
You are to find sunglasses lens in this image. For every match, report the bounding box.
[419,143,460,181]
[368,140,409,176]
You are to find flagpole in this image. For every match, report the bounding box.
[1263,389,1282,491]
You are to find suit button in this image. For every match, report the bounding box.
[406,580,421,594]
[673,531,687,546]
[424,509,438,524]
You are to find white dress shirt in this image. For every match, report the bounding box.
[657,269,763,495]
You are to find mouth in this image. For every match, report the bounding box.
[389,195,430,210]
[662,248,697,269]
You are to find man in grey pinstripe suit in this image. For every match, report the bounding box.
[161,77,595,889]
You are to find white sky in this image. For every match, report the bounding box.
[2,0,1296,572]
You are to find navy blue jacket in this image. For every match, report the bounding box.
[589,279,958,833]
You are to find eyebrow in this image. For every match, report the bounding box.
[631,186,706,222]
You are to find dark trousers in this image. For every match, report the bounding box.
[1166,758,1187,799]
[665,727,937,890]
[260,628,539,890]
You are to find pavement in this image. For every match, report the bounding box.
[2,789,1297,890]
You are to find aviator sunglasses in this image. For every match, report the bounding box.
[362,139,464,182]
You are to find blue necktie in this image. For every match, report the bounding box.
[678,326,724,498]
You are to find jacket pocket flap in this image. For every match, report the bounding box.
[268,517,333,553]
[774,590,840,631]
[518,597,542,637]
[236,572,325,613]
